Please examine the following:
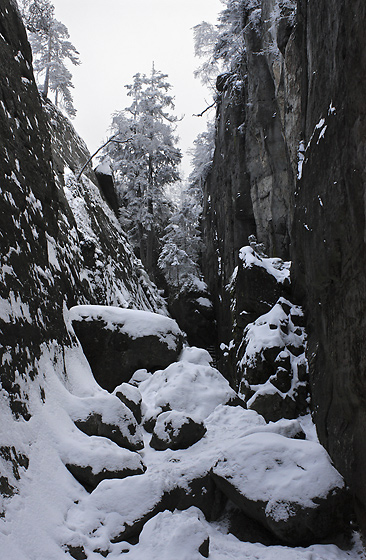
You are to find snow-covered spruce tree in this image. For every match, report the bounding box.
[19,0,80,117]
[107,66,182,279]
[188,119,216,194]
[158,117,215,295]
[158,187,202,292]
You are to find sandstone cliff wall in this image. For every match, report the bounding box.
[203,0,366,532]
[0,0,165,420]
[292,0,366,530]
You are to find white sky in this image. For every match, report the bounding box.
[50,0,222,177]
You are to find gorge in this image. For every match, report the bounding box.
[1,0,366,558]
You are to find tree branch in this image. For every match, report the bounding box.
[77,135,132,181]
[192,101,216,118]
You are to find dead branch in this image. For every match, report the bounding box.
[192,101,216,118]
[77,135,132,181]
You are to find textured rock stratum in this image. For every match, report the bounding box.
[292,0,366,532]
[0,0,165,505]
[202,0,366,536]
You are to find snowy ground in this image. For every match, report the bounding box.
[0,335,363,559]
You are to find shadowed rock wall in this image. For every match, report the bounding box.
[292,0,366,531]
[0,0,165,420]
[202,0,366,533]
[202,0,296,349]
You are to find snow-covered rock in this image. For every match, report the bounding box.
[68,393,144,451]
[212,432,348,544]
[123,507,210,559]
[114,383,143,423]
[63,435,146,490]
[70,306,184,391]
[179,346,213,366]
[150,411,206,451]
[238,297,309,421]
[138,356,238,427]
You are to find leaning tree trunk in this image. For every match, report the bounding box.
[42,34,52,98]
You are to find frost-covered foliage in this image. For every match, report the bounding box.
[193,0,251,87]
[19,0,80,117]
[158,120,216,294]
[188,118,216,189]
[158,185,203,292]
[106,67,182,277]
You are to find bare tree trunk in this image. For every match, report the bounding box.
[145,157,155,278]
[42,34,52,97]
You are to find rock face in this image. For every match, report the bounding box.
[168,287,216,350]
[291,0,366,534]
[202,1,296,350]
[0,0,166,509]
[201,0,366,534]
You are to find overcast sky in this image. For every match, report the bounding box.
[50,0,222,177]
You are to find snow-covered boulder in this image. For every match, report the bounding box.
[66,469,222,547]
[113,383,143,424]
[212,432,348,545]
[59,426,146,491]
[150,411,206,451]
[69,306,184,391]
[69,394,144,451]
[124,508,210,559]
[138,354,238,429]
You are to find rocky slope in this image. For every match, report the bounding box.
[0,0,166,506]
[202,0,366,536]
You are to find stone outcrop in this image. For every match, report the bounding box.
[201,0,366,535]
[0,0,165,507]
[291,0,366,533]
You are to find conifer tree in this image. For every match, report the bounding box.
[108,66,182,278]
[158,185,203,292]
[193,0,248,87]
[19,0,80,117]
